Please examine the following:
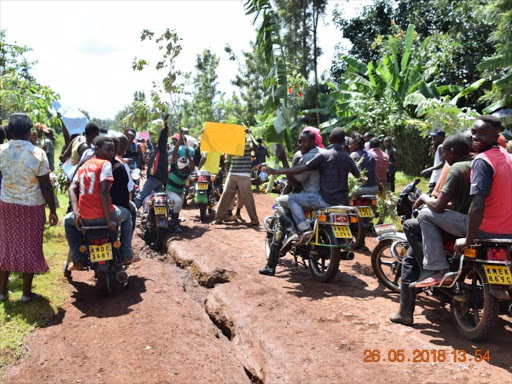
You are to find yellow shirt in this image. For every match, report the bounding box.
[0,140,50,206]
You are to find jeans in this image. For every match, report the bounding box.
[288,193,329,232]
[419,208,468,271]
[134,176,164,209]
[64,205,133,264]
[274,194,291,217]
[165,191,184,214]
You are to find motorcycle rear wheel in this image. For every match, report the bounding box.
[97,269,113,296]
[451,265,499,341]
[371,239,404,293]
[351,220,367,249]
[308,227,341,283]
[199,203,207,222]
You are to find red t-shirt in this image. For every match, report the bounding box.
[74,157,114,219]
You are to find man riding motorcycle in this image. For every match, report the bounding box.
[455,115,512,252]
[166,128,195,233]
[134,116,169,210]
[389,133,473,324]
[411,133,473,288]
[64,136,133,270]
[258,131,322,276]
[261,128,360,275]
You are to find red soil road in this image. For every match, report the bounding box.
[4,193,512,384]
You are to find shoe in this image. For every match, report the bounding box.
[131,255,142,263]
[67,262,85,271]
[212,219,224,225]
[415,274,454,288]
[259,242,280,276]
[225,215,237,222]
[248,220,260,226]
[20,293,42,303]
[389,283,416,325]
[409,269,442,288]
[236,214,245,222]
[296,230,314,245]
[62,262,72,279]
[122,258,134,265]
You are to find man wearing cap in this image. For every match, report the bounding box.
[420,129,445,196]
[134,116,169,210]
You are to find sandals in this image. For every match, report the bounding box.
[20,293,42,303]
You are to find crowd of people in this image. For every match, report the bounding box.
[1,109,511,332]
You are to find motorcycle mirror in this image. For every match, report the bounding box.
[413,178,421,186]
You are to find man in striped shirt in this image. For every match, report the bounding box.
[214,132,259,226]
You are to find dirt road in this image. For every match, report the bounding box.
[4,194,512,384]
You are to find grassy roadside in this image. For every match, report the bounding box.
[0,191,69,378]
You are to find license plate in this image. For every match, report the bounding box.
[374,223,397,235]
[332,225,353,239]
[484,265,512,285]
[89,243,113,263]
[358,207,373,217]
[154,206,167,215]
[198,182,209,190]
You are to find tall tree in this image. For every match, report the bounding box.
[332,0,495,102]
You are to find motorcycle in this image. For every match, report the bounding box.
[372,181,512,341]
[264,206,359,282]
[349,194,378,249]
[77,225,128,296]
[140,192,173,251]
[130,167,141,202]
[371,179,422,292]
[189,170,220,222]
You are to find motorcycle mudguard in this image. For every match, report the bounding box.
[376,232,408,243]
[194,192,208,204]
[360,217,373,229]
[155,215,169,229]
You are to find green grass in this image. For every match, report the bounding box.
[394,171,429,193]
[0,192,69,380]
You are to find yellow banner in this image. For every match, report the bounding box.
[200,122,246,156]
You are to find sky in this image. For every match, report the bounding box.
[1,0,372,119]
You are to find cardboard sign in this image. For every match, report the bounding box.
[200,122,246,156]
[52,101,89,136]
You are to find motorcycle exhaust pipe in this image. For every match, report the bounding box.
[116,270,128,283]
[341,251,354,260]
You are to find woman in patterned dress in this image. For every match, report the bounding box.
[0,113,58,303]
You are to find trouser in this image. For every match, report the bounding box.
[351,185,379,198]
[129,201,136,235]
[419,207,512,270]
[215,174,258,222]
[134,176,164,209]
[228,190,244,212]
[288,192,329,232]
[386,168,395,192]
[418,208,468,271]
[64,205,133,264]
[165,191,184,214]
[402,219,423,283]
[274,194,291,217]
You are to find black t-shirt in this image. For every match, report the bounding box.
[110,159,130,209]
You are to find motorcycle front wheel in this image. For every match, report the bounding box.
[451,265,499,341]
[198,203,207,222]
[308,227,341,283]
[371,239,404,293]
